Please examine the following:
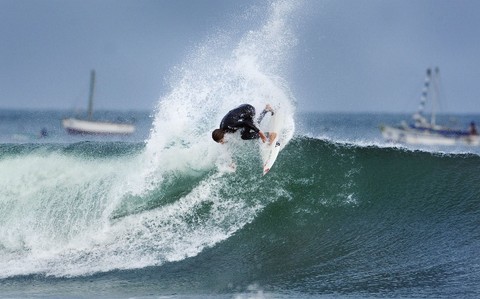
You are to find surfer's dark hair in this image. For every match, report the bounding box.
[212,129,225,143]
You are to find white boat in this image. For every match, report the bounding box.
[62,70,135,135]
[380,68,479,146]
[62,118,135,135]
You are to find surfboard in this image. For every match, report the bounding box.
[260,108,283,175]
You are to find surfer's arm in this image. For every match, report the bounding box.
[240,119,260,133]
[258,131,267,143]
[241,120,266,143]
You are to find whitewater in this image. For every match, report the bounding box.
[1,0,297,280]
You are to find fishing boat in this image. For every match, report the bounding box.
[380,68,479,146]
[62,70,135,135]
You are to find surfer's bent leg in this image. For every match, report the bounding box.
[257,110,268,124]
[257,105,274,124]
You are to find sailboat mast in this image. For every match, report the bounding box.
[430,67,441,127]
[412,68,431,127]
[418,68,431,118]
[87,70,95,120]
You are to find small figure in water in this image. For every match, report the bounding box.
[212,104,274,144]
[469,121,478,135]
[40,128,48,138]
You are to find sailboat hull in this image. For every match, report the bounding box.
[62,118,135,135]
[381,125,479,146]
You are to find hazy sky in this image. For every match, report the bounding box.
[1,0,480,113]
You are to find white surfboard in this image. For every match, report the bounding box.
[260,108,283,175]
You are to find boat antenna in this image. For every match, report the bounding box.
[87,70,95,120]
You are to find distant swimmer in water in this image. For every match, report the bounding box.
[40,128,48,138]
[469,121,478,135]
[212,104,275,144]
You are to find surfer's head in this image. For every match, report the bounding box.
[212,129,226,144]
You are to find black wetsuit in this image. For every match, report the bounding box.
[220,104,268,140]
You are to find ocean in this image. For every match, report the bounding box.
[2,0,480,298]
[1,110,479,298]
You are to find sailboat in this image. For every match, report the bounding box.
[62,70,136,135]
[380,67,479,146]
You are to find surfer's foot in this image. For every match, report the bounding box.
[268,132,277,145]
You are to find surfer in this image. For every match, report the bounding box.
[212,104,274,144]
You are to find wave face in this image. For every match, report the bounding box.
[251,138,480,297]
[1,139,479,298]
[0,0,299,280]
